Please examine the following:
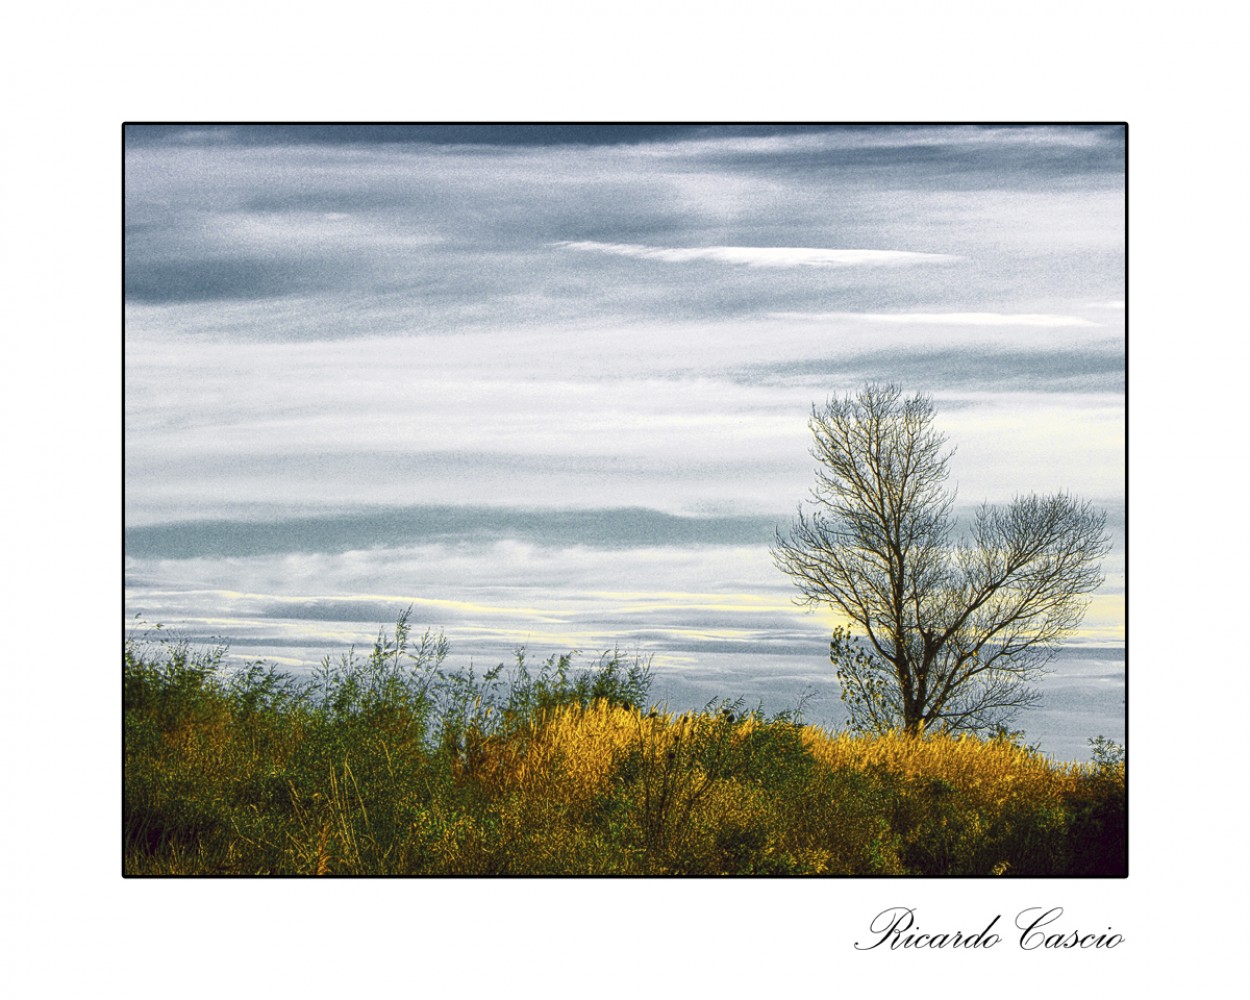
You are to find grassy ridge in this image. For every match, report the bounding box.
[123,615,1125,876]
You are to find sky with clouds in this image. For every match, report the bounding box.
[124,123,1125,758]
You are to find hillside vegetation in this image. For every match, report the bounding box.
[124,614,1125,876]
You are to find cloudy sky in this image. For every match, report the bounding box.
[124,124,1124,757]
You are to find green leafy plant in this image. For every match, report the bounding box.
[123,612,1125,877]
[1088,734,1126,769]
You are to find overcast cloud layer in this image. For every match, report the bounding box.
[124,124,1125,759]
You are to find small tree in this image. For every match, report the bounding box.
[772,384,1109,736]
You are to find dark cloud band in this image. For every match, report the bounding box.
[124,505,782,559]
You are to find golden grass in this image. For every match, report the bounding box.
[127,691,1125,875]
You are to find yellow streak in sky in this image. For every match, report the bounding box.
[196,586,1121,652]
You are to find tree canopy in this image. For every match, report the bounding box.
[772,384,1110,736]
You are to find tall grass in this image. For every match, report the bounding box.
[124,614,1125,876]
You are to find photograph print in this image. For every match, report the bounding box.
[123,123,1126,876]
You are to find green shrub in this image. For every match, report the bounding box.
[123,613,1126,877]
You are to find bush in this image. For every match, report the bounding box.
[123,615,1126,876]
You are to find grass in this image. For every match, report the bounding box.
[123,612,1126,876]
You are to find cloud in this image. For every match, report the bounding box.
[770,311,1098,327]
[554,241,961,268]
[124,506,782,559]
[124,255,331,303]
[124,131,1120,333]
[746,346,1124,394]
[126,124,811,150]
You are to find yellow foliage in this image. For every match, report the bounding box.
[478,700,644,806]
[798,726,1090,812]
[474,705,1115,831]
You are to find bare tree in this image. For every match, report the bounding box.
[772,384,1110,736]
